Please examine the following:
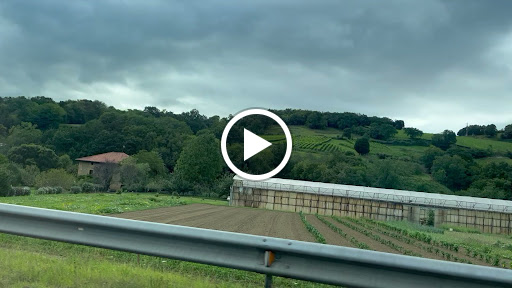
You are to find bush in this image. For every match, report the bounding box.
[35,169,76,190]
[81,182,103,193]
[70,186,82,194]
[0,167,12,197]
[426,210,435,226]
[36,186,63,195]
[11,186,31,196]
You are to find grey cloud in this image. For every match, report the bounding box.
[1,0,512,132]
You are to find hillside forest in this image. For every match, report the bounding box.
[1,96,512,200]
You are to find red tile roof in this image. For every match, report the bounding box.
[76,152,130,163]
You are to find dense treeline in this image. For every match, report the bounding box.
[0,96,511,201]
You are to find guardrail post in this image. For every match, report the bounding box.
[264,250,275,288]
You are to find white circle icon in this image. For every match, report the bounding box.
[221,109,292,181]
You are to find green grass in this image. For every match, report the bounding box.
[0,193,228,214]
[475,157,512,166]
[456,136,512,154]
[0,246,237,288]
[395,129,433,140]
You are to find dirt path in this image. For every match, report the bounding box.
[305,215,355,247]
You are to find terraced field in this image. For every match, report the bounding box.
[113,204,512,270]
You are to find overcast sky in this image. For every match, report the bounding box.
[1,1,511,132]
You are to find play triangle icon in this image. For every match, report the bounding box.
[244,128,272,161]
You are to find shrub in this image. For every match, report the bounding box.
[81,182,103,193]
[35,169,76,190]
[70,186,82,194]
[0,167,12,197]
[426,210,435,226]
[11,186,31,196]
[35,187,63,195]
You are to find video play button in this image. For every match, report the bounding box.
[244,128,272,161]
[221,108,292,181]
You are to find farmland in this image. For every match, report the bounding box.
[113,203,512,269]
[267,125,512,158]
[0,195,331,288]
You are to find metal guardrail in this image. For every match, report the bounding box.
[1,203,512,288]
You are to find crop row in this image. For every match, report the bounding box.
[347,218,473,264]
[315,215,370,250]
[299,211,326,244]
[361,218,508,268]
[331,216,421,257]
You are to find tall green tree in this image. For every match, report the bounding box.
[431,155,470,190]
[502,124,512,139]
[306,112,327,129]
[6,122,42,147]
[120,158,150,191]
[403,127,423,139]
[369,123,397,140]
[0,166,12,196]
[354,137,370,155]
[7,144,59,171]
[174,133,223,187]
[28,103,66,129]
[421,146,445,171]
[431,130,457,150]
[133,150,166,177]
[484,124,497,138]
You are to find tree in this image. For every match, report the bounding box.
[342,128,352,139]
[174,133,223,188]
[93,162,118,190]
[431,130,456,150]
[7,144,59,171]
[0,166,12,196]
[35,169,76,189]
[6,122,42,147]
[0,124,7,137]
[354,137,370,155]
[484,124,497,138]
[369,124,397,140]
[403,127,423,139]
[421,146,445,172]
[431,155,470,190]
[58,154,73,170]
[28,103,66,129]
[394,120,405,130]
[502,124,512,140]
[133,150,166,177]
[119,158,150,191]
[305,112,327,129]
[178,109,208,134]
[61,99,107,124]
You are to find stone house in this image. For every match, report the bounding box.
[76,152,130,190]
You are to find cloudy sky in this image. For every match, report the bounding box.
[1,0,511,132]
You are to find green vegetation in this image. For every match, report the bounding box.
[299,211,327,244]
[0,193,187,214]
[315,214,370,249]
[1,96,512,201]
[0,247,241,288]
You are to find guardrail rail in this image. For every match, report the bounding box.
[1,203,512,288]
